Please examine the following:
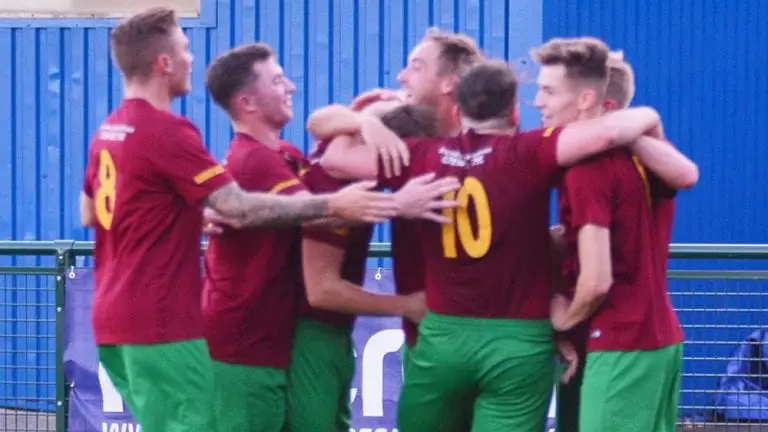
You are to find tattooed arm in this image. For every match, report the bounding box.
[204,180,399,228]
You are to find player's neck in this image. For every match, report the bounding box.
[578,106,604,121]
[122,80,173,112]
[435,101,462,137]
[232,120,281,149]
[460,117,516,136]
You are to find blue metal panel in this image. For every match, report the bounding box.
[0,0,544,243]
[543,0,768,244]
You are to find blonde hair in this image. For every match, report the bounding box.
[422,28,484,76]
[531,36,610,94]
[606,50,636,108]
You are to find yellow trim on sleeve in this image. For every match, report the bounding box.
[269,178,301,194]
[193,165,226,185]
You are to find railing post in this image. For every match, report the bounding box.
[54,240,75,432]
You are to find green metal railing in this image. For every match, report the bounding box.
[0,240,766,431]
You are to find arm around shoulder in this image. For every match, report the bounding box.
[555,106,661,166]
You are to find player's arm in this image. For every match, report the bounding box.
[630,136,699,190]
[155,122,400,227]
[551,161,614,331]
[312,109,411,180]
[79,192,95,227]
[306,104,364,141]
[302,236,425,322]
[552,225,613,331]
[554,106,661,166]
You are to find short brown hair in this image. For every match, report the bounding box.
[531,37,610,90]
[422,28,484,77]
[606,50,636,108]
[110,7,179,80]
[205,43,274,112]
[380,105,439,138]
[456,60,518,121]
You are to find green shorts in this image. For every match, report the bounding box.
[287,318,355,432]
[397,312,556,432]
[579,343,683,432]
[211,360,287,432]
[98,339,214,432]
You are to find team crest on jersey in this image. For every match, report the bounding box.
[98,123,135,141]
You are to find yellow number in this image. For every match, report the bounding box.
[440,177,492,258]
[94,149,117,230]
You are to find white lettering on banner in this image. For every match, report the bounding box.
[98,362,124,413]
[349,329,405,417]
[350,429,398,432]
[101,422,141,432]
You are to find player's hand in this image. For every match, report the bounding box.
[395,173,460,223]
[556,339,579,384]
[402,291,427,323]
[359,116,410,178]
[327,180,400,223]
[203,207,243,235]
[550,294,572,331]
[350,88,403,112]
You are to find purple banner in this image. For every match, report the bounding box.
[64,268,556,432]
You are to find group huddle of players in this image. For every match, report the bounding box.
[79,5,699,432]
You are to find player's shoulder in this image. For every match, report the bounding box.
[516,126,561,143]
[565,148,629,181]
[226,135,290,172]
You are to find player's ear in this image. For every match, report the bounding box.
[439,75,459,96]
[603,99,618,111]
[577,88,599,112]
[155,53,174,75]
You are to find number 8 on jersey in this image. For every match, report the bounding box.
[95,149,117,230]
[441,176,492,259]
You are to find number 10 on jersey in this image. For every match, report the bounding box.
[441,177,492,258]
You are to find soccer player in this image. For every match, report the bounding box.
[290,102,444,432]
[200,42,459,432]
[313,58,669,431]
[549,48,646,432]
[78,8,408,432]
[309,29,483,370]
[532,39,697,432]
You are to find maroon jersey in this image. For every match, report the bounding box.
[558,149,684,352]
[379,127,565,319]
[391,220,423,346]
[82,99,233,345]
[300,163,374,328]
[203,133,307,368]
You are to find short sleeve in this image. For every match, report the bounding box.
[511,127,565,187]
[563,158,614,229]
[301,164,351,248]
[82,147,98,198]
[235,147,308,196]
[149,121,233,205]
[534,126,565,186]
